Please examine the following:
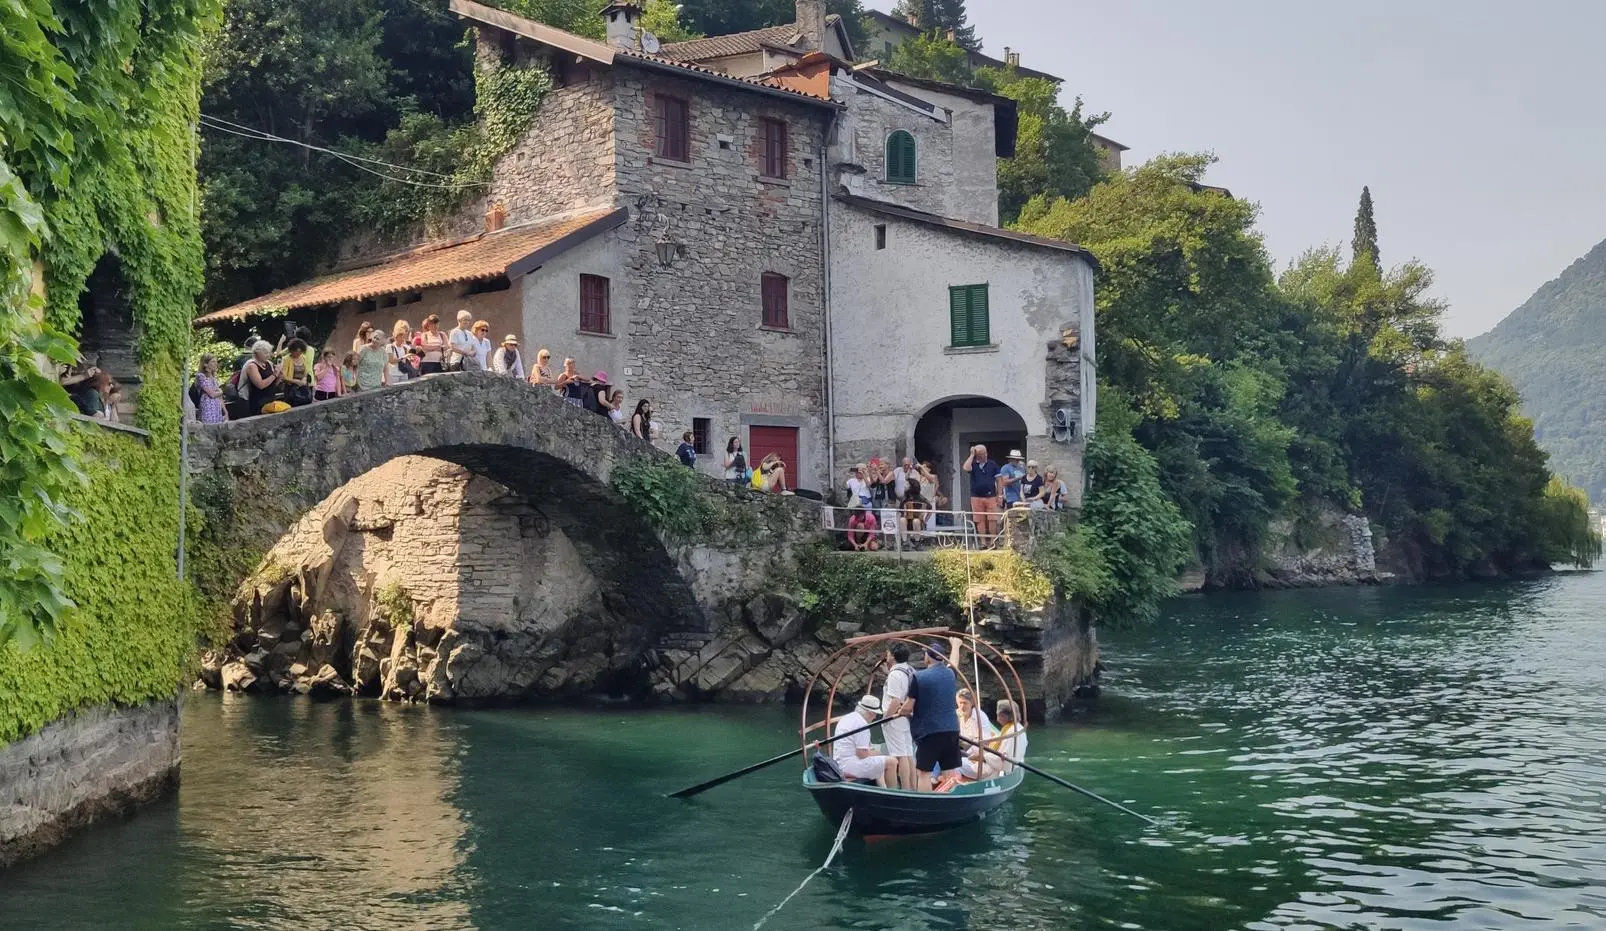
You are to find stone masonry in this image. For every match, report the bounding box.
[0,698,181,867]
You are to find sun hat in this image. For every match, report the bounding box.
[593,370,610,384]
[1008,449,1025,460]
[857,694,882,714]
[503,335,519,345]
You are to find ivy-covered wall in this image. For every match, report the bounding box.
[0,0,213,743]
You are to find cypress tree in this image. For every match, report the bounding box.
[1353,186,1380,267]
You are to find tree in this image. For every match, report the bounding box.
[886,32,975,86]
[1353,185,1379,267]
[1017,155,1297,570]
[892,0,978,49]
[976,68,1107,223]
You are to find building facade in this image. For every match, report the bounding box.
[193,0,1099,506]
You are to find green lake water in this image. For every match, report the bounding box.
[3,572,1604,930]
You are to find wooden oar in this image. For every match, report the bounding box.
[957,734,1161,827]
[668,718,882,799]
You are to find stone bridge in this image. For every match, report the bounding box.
[184,372,819,701]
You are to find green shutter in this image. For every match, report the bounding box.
[887,131,916,184]
[949,285,989,348]
[949,286,969,346]
[969,284,989,345]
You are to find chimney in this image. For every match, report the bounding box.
[796,0,826,52]
[1005,47,1021,68]
[601,0,642,51]
[485,201,508,233]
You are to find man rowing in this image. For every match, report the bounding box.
[831,694,890,786]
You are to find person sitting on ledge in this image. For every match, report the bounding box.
[846,506,879,551]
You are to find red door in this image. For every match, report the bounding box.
[748,426,799,486]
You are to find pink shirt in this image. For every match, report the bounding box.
[314,363,339,392]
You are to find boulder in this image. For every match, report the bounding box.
[745,592,805,646]
[305,664,353,697]
[221,661,257,692]
[198,649,226,689]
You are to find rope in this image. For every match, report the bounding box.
[752,808,853,930]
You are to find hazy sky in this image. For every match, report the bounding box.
[867,0,1606,337]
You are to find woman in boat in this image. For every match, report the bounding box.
[958,688,997,779]
[965,699,1028,780]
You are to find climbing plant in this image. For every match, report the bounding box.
[0,0,213,739]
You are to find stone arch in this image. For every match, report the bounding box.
[913,394,1030,508]
[185,373,731,697]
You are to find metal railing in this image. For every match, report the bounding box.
[821,503,1068,553]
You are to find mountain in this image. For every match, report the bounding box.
[1468,238,1606,505]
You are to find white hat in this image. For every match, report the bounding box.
[856,694,882,714]
[1008,449,1025,460]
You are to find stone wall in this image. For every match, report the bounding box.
[607,65,835,491]
[828,201,1095,504]
[0,698,180,868]
[831,73,1001,227]
[440,49,619,242]
[1203,502,1383,590]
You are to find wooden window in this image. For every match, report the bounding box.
[760,118,788,179]
[580,274,611,334]
[692,417,712,455]
[949,284,990,348]
[886,130,917,184]
[761,272,790,329]
[654,94,690,161]
[874,224,887,250]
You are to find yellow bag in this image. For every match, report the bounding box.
[261,401,291,414]
[750,467,766,490]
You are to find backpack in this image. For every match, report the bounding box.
[188,376,203,409]
[811,751,844,784]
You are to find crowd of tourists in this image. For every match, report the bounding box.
[840,445,1069,550]
[829,641,1028,790]
[183,310,665,439]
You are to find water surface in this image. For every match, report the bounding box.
[3,572,1604,929]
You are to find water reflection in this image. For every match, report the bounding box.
[2,573,1604,930]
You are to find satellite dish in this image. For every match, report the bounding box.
[641,31,661,54]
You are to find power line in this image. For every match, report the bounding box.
[197,114,488,190]
[199,113,461,179]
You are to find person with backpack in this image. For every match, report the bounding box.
[240,341,282,417]
[192,353,227,424]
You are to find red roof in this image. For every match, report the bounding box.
[194,208,623,325]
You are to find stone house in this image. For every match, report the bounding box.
[194,0,1099,504]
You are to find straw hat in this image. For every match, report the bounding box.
[856,694,882,714]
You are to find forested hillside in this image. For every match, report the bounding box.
[1468,239,1606,505]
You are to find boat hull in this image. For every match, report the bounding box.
[802,768,1025,836]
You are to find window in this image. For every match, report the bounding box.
[874,224,887,250]
[692,418,712,455]
[654,94,690,162]
[760,118,788,179]
[761,272,790,329]
[886,130,917,184]
[949,284,990,348]
[580,274,611,334]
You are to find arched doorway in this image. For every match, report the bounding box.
[914,396,1029,509]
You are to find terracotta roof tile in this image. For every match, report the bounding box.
[657,15,840,63]
[194,208,621,325]
[617,50,835,104]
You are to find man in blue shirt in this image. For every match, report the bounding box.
[962,444,1002,545]
[676,431,697,467]
[998,450,1026,508]
[905,642,961,791]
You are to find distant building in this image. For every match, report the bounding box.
[1089,131,1128,174]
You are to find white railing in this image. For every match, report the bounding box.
[821,504,1062,553]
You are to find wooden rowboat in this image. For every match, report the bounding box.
[798,626,1030,837]
[803,766,1025,836]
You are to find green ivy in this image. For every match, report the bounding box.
[611,456,716,538]
[0,0,214,739]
